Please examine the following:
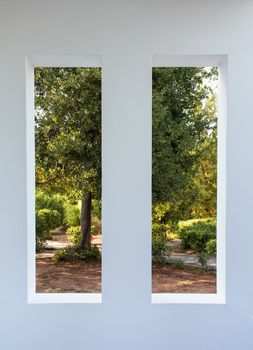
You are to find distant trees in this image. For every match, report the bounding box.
[152,67,217,223]
[191,94,217,218]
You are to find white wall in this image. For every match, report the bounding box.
[1,0,253,349]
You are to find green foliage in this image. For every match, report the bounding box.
[92,199,101,220]
[35,68,102,250]
[191,94,217,218]
[179,218,216,252]
[205,239,216,255]
[152,224,171,265]
[178,218,216,269]
[53,244,101,262]
[36,238,47,252]
[35,67,101,201]
[36,208,61,251]
[66,218,101,250]
[152,239,169,265]
[66,226,81,247]
[152,223,167,238]
[170,259,185,269]
[36,191,65,224]
[36,190,82,228]
[152,67,218,224]
[152,202,171,223]
[36,209,61,236]
[64,203,80,227]
[53,246,74,262]
[75,245,101,261]
[197,251,209,270]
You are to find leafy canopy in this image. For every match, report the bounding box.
[35,67,101,200]
[152,67,217,222]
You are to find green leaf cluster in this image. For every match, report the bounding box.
[35,68,101,200]
[152,67,218,223]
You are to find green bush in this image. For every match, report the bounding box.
[197,251,209,270]
[179,218,216,252]
[36,191,82,228]
[205,239,216,255]
[36,237,47,252]
[63,203,80,227]
[152,223,171,265]
[36,209,61,236]
[36,208,61,251]
[75,245,101,261]
[170,259,185,269]
[66,226,81,247]
[36,191,65,224]
[53,246,75,261]
[36,191,52,211]
[152,202,171,223]
[66,221,101,248]
[53,245,101,262]
[152,223,167,238]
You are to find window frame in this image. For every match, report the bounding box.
[151,55,227,304]
[26,55,103,304]
[26,54,227,305]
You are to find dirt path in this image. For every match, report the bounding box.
[36,232,216,294]
[36,256,216,293]
[44,232,102,251]
[36,258,102,293]
[152,264,216,293]
[167,239,216,269]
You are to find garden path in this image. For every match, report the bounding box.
[37,233,102,259]
[167,240,216,269]
[37,234,216,269]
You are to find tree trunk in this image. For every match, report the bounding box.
[80,191,92,250]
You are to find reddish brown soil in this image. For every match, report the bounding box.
[152,264,216,293]
[36,258,101,293]
[36,256,216,294]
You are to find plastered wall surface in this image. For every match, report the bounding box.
[1,1,253,349]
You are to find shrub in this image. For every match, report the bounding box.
[66,226,81,247]
[36,208,61,251]
[152,223,167,238]
[75,245,101,261]
[152,202,171,223]
[36,209,61,236]
[205,239,216,255]
[152,223,171,265]
[170,259,185,269]
[36,191,51,210]
[53,245,101,262]
[179,218,216,252]
[63,203,80,227]
[152,239,168,265]
[36,237,47,252]
[66,220,101,248]
[197,251,209,270]
[53,246,75,261]
[36,191,65,224]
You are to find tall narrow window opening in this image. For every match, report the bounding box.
[151,56,226,303]
[27,57,102,303]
